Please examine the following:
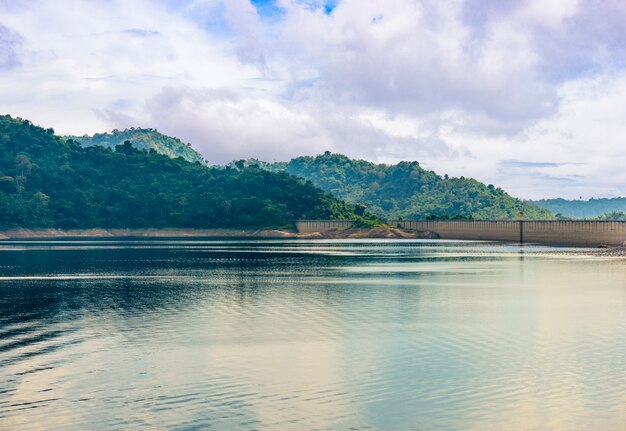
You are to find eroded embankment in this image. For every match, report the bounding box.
[0,227,438,240]
[302,227,439,239]
[0,228,297,239]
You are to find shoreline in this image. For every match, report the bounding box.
[1,228,624,255]
[0,227,438,240]
[0,228,298,239]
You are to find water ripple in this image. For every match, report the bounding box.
[0,239,625,430]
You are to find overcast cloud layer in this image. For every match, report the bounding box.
[1,0,625,199]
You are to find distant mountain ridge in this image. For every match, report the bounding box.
[68,128,205,164]
[243,152,554,220]
[533,198,626,219]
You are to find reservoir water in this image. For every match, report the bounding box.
[0,239,624,430]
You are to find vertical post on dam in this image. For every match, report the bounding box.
[518,212,525,244]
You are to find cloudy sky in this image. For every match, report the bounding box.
[1,0,625,199]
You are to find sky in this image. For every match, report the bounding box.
[1,0,625,199]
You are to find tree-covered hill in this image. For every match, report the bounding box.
[68,128,205,164]
[0,116,357,229]
[264,152,554,220]
[532,198,626,219]
[594,211,626,221]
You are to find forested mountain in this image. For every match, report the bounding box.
[0,116,358,229]
[260,152,554,220]
[533,198,626,219]
[68,128,205,164]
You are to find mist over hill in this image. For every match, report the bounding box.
[68,128,205,164]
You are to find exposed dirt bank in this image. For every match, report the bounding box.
[1,229,622,253]
[0,227,439,240]
[0,228,297,239]
[303,227,440,239]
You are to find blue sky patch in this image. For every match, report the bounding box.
[323,0,338,15]
[248,1,338,19]
[250,0,286,19]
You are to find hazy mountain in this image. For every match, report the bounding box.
[68,128,205,164]
[532,198,626,219]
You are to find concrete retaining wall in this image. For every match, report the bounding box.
[294,219,626,246]
[295,220,354,233]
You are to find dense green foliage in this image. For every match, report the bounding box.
[0,116,357,229]
[594,211,626,221]
[68,128,205,164]
[533,198,626,219]
[264,152,554,220]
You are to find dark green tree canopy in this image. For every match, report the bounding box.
[264,152,554,220]
[0,115,356,229]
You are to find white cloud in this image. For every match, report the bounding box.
[0,0,625,198]
[275,0,553,124]
[116,85,454,164]
[0,0,253,132]
[433,72,626,199]
[0,24,22,69]
[519,0,580,28]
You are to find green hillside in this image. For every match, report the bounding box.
[594,211,626,221]
[533,198,626,219]
[0,116,357,229]
[68,128,205,164]
[264,152,554,220]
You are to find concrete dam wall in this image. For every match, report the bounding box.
[397,220,626,246]
[295,220,626,247]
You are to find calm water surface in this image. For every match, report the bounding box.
[0,239,624,430]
